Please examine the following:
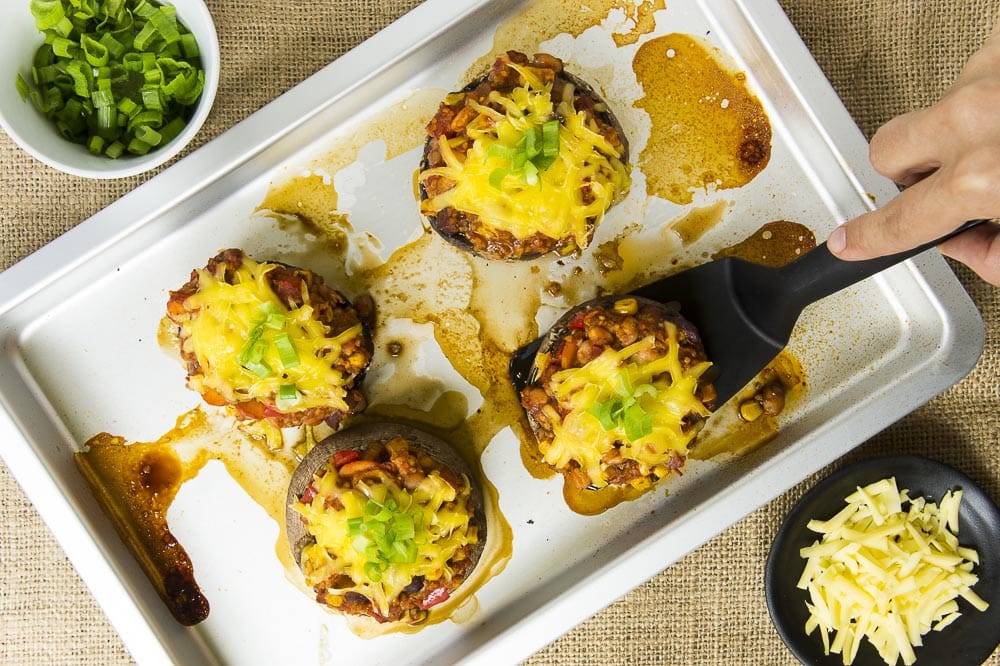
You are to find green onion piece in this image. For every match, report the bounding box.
[275,384,300,410]
[237,326,263,364]
[485,142,517,163]
[134,124,161,146]
[247,339,268,364]
[117,96,139,117]
[105,140,124,158]
[132,18,158,51]
[98,32,126,59]
[15,74,30,101]
[149,6,180,45]
[587,399,619,431]
[363,561,384,583]
[346,517,364,536]
[623,403,653,441]
[489,168,507,190]
[524,125,540,158]
[274,333,299,368]
[391,515,415,541]
[243,359,271,379]
[95,105,116,135]
[179,32,199,58]
[30,0,66,31]
[91,87,114,108]
[542,119,560,157]
[50,36,76,58]
[87,134,104,155]
[81,34,109,66]
[263,312,286,330]
[522,159,539,186]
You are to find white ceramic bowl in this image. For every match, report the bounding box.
[0,0,219,179]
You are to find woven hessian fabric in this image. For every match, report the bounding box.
[2,1,998,664]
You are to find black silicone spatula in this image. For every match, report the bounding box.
[509,219,986,406]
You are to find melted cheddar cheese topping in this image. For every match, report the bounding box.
[179,257,362,412]
[538,322,712,488]
[293,460,478,617]
[421,64,630,248]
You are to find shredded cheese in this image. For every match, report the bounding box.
[420,74,630,249]
[541,322,712,487]
[292,459,478,617]
[178,257,362,412]
[797,477,989,665]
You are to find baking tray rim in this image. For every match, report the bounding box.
[0,0,985,663]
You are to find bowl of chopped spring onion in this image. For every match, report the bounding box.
[0,0,218,178]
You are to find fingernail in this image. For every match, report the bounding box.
[828,226,846,254]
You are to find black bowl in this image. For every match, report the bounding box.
[765,455,1000,665]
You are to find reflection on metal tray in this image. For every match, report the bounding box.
[0,0,982,664]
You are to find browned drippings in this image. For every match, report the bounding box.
[712,219,816,266]
[468,0,665,78]
[634,34,772,205]
[77,422,209,625]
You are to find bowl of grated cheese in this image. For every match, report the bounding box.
[766,455,1000,666]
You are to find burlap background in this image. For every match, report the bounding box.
[1,1,998,664]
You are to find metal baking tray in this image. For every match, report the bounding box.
[0,0,984,664]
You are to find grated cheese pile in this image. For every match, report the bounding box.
[797,477,989,665]
[538,321,712,488]
[420,63,630,248]
[180,257,363,412]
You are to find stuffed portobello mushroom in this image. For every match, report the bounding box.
[286,423,485,625]
[520,296,716,490]
[419,51,631,260]
[166,249,373,428]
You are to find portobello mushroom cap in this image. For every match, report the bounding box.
[519,295,716,489]
[419,51,631,260]
[286,422,486,624]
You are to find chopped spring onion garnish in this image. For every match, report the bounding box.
[273,333,299,368]
[587,371,657,441]
[237,302,299,379]
[486,118,560,189]
[275,384,300,410]
[346,498,424,583]
[17,0,205,159]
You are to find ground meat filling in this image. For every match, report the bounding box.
[166,249,373,428]
[296,438,477,625]
[420,50,629,260]
[520,300,716,489]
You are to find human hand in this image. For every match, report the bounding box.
[827,20,1000,285]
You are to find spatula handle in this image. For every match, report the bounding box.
[780,219,988,309]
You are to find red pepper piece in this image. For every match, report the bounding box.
[419,586,450,610]
[300,483,318,504]
[567,311,587,330]
[333,449,360,469]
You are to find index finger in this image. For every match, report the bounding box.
[828,170,980,260]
